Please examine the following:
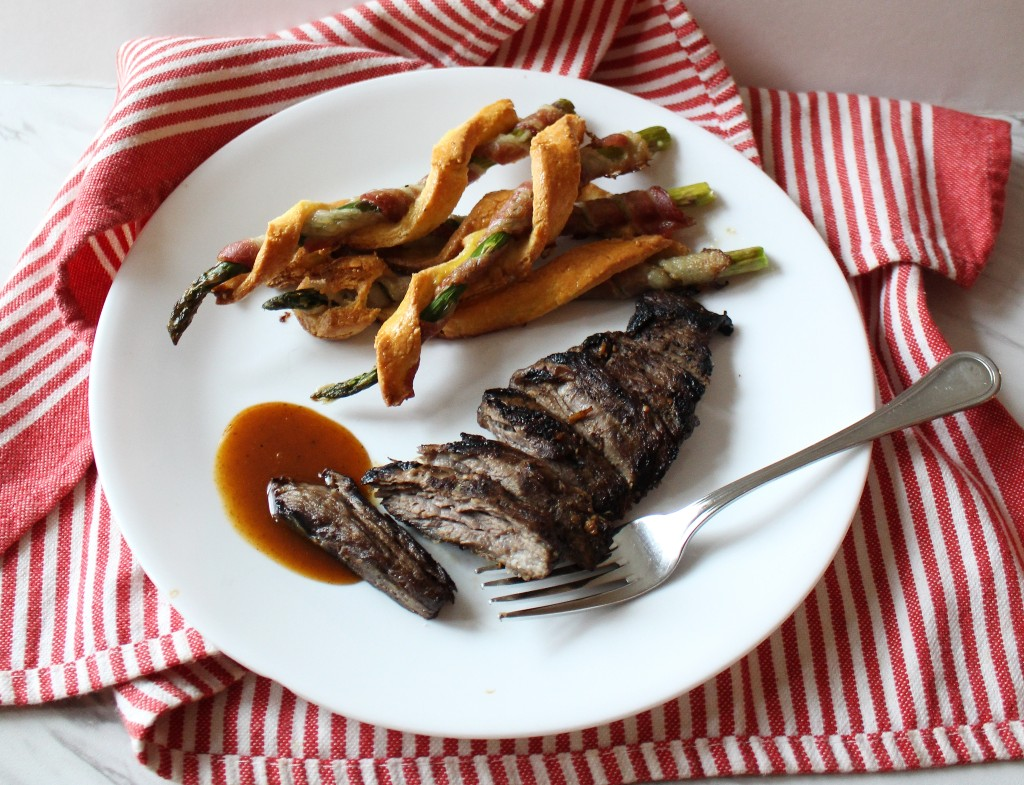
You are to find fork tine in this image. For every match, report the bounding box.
[498,581,642,619]
[488,563,623,602]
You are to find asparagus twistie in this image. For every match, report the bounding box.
[222,120,671,271]
[313,244,767,401]
[312,121,674,403]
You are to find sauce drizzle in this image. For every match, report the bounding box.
[214,401,371,584]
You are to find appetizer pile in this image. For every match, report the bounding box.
[167,98,764,406]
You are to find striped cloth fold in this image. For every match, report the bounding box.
[1,1,1020,783]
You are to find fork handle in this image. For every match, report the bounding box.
[691,351,1001,529]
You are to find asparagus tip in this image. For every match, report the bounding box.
[311,368,379,401]
[667,182,715,207]
[262,288,330,312]
[638,126,671,152]
[167,261,249,344]
[722,247,769,278]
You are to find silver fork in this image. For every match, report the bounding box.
[485,351,1001,619]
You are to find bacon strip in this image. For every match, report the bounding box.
[562,186,693,238]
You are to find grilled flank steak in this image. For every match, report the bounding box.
[365,291,732,580]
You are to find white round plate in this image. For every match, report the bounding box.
[90,68,874,739]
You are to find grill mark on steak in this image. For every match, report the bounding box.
[267,470,456,619]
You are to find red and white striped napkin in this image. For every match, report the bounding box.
[1,1,1020,782]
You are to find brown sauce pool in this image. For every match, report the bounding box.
[214,401,371,584]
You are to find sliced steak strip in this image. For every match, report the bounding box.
[365,433,610,579]
[477,386,630,518]
[578,331,700,442]
[508,349,675,497]
[267,470,456,619]
[418,434,610,568]
[365,458,554,580]
[627,289,733,362]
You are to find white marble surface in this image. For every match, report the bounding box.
[1,84,1023,785]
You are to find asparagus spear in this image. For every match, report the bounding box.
[469,98,577,178]
[668,182,715,207]
[708,245,768,276]
[584,246,769,300]
[167,261,250,345]
[579,126,671,181]
[655,246,769,286]
[262,289,331,311]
